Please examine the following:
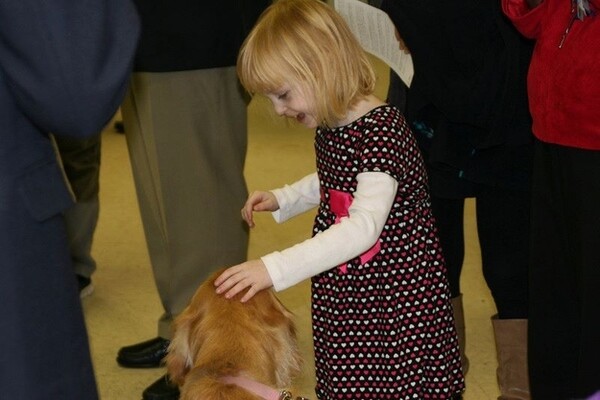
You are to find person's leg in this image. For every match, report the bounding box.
[428,195,469,375]
[476,185,529,320]
[430,195,466,297]
[63,197,99,296]
[120,68,250,398]
[116,74,174,372]
[528,142,600,399]
[123,68,249,337]
[528,141,573,399]
[476,184,530,399]
[119,68,249,373]
[54,134,101,297]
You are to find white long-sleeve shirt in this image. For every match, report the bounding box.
[262,171,398,291]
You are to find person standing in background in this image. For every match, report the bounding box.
[55,134,102,298]
[0,0,139,398]
[216,1,464,398]
[378,0,534,398]
[115,2,270,399]
[502,0,600,398]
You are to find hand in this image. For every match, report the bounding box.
[214,260,273,302]
[241,191,279,228]
[394,28,410,54]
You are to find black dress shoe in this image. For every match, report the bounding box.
[117,337,170,368]
[142,374,180,400]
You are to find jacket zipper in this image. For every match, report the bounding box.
[559,0,577,48]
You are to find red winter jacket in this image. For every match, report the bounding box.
[502,0,600,150]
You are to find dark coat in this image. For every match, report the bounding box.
[131,0,271,72]
[0,1,139,398]
[381,0,534,192]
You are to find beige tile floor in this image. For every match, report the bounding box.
[84,59,501,399]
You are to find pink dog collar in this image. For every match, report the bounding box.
[220,375,305,400]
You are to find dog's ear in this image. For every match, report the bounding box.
[165,314,192,386]
[250,291,303,387]
[255,291,295,325]
[166,276,216,386]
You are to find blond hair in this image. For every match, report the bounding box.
[237,0,376,127]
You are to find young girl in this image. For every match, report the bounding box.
[215,0,465,398]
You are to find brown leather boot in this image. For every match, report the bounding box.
[492,316,530,400]
[451,294,469,375]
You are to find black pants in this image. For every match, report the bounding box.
[431,185,530,319]
[528,141,600,400]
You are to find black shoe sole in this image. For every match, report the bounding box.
[116,358,165,368]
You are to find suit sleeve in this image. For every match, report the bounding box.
[0,0,140,137]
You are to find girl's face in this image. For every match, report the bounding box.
[266,83,318,129]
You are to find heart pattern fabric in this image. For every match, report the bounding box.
[310,106,465,399]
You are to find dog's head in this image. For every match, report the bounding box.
[166,268,302,396]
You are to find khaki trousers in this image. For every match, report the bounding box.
[122,67,249,338]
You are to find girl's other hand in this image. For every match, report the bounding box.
[241,190,279,228]
[394,28,410,54]
[214,259,273,302]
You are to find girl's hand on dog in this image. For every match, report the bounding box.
[241,191,279,228]
[215,260,273,302]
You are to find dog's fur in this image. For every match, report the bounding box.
[166,269,302,400]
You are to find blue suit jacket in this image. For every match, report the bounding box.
[0,1,139,398]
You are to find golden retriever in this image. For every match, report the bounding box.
[166,269,304,400]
